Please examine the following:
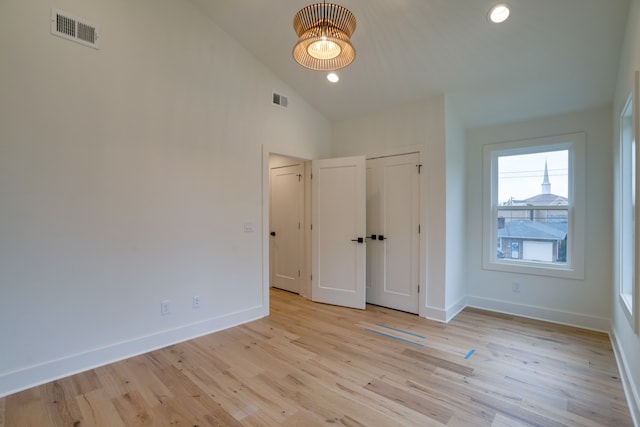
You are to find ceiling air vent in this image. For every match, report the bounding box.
[272,92,288,108]
[51,9,99,49]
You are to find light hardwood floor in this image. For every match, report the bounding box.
[0,288,633,426]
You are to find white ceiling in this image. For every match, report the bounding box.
[190,0,630,128]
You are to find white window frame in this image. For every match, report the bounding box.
[618,93,635,323]
[482,133,585,279]
[616,73,640,333]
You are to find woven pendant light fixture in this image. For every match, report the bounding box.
[293,1,356,71]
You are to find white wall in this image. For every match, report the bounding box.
[331,97,444,158]
[0,0,330,397]
[465,106,613,331]
[331,96,453,320]
[611,0,640,422]
[444,97,467,318]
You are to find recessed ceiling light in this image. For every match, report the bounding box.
[488,3,510,23]
[327,73,339,83]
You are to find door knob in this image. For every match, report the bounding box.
[367,235,377,240]
[351,237,364,243]
[270,231,276,236]
[378,235,386,240]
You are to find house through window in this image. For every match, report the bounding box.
[483,133,585,279]
[497,153,568,264]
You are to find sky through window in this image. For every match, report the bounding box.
[498,150,568,204]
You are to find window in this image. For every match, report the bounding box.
[483,133,585,279]
[618,92,637,328]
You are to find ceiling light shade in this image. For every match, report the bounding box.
[488,3,510,23]
[293,2,356,71]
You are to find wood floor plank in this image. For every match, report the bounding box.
[75,388,127,427]
[491,413,533,427]
[402,347,474,377]
[470,392,566,427]
[209,368,300,423]
[40,380,84,426]
[567,398,632,427]
[117,358,172,408]
[258,370,409,426]
[365,378,455,424]
[0,288,633,426]
[2,389,45,427]
[406,373,516,423]
[111,390,154,426]
[520,396,608,427]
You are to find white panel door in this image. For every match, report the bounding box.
[366,160,380,302]
[270,164,303,293]
[367,153,420,313]
[312,156,366,309]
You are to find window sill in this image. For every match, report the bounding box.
[483,258,584,280]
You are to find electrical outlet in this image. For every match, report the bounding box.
[161,299,171,315]
[193,295,200,309]
[512,281,521,293]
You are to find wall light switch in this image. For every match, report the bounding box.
[243,221,255,233]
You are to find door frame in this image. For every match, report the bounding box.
[261,146,313,315]
[261,144,427,318]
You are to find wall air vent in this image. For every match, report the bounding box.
[272,92,288,108]
[51,9,99,49]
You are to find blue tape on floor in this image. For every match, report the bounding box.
[464,349,476,359]
[375,323,426,339]
[365,328,424,347]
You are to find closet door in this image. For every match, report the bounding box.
[366,160,381,305]
[312,156,366,309]
[367,153,420,313]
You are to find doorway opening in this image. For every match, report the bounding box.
[268,154,311,297]
[262,147,426,317]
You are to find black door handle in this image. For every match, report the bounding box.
[270,231,276,237]
[378,235,386,240]
[367,235,377,240]
[351,237,364,243]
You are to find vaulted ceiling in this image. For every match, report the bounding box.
[191,0,630,128]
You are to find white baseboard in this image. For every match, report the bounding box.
[425,306,446,322]
[445,296,466,322]
[465,296,610,332]
[425,296,467,323]
[0,305,266,398]
[610,327,640,427]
